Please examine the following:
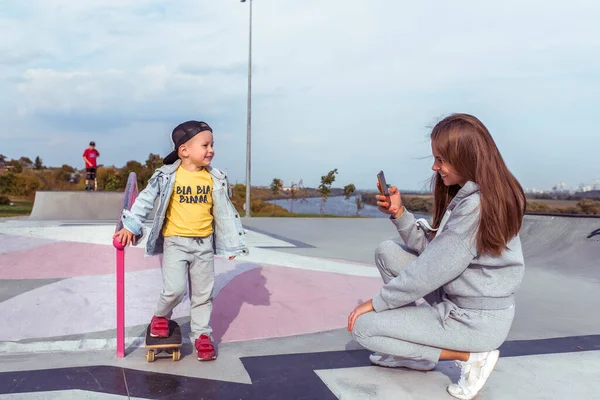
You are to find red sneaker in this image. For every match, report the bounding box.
[195,334,217,361]
[150,316,169,338]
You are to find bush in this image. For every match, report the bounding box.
[104,174,122,192]
[0,195,10,205]
[96,167,121,191]
[61,164,75,173]
[0,172,18,195]
[0,172,40,196]
[403,196,434,213]
[526,201,551,213]
[576,199,600,215]
[19,173,42,196]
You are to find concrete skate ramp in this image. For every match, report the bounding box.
[29,191,156,221]
[521,214,600,281]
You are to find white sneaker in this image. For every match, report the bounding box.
[446,350,500,399]
[369,352,436,371]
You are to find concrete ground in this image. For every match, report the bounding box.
[0,212,599,399]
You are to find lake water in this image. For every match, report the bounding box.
[267,196,429,220]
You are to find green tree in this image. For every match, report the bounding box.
[289,182,297,213]
[355,194,365,216]
[270,178,283,214]
[53,169,72,183]
[270,178,283,196]
[104,174,122,192]
[0,173,41,196]
[343,183,356,200]
[121,160,145,190]
[0,154,6,166]
[298,178,308,204]
[318,168,338,214]
[34,156,43,170]
[19,157,33,168]
[145,153,163,171]
[0,173,17,194]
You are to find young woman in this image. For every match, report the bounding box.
[348,113,526,399]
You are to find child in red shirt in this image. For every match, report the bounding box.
[83,141,99,191]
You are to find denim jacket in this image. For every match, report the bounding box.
[120,159,249,258]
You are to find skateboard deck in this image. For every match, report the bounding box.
[144,320,182,362]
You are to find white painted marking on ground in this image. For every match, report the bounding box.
[0,337,167,354]
[0,225,123,247]
[243,247,379,278]
[0,224,293,249]
[0,390,138,399]
[316,350,600,400]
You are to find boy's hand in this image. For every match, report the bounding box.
[113,228,136,246]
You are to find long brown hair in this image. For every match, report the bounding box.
[429,113,525,257]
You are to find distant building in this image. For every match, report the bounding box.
[577,180,600,193]
[525,188,546,194]
[552,182,568,193]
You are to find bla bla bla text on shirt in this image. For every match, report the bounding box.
[176,184,211,204]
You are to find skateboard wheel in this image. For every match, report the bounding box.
[173,349,181,361]
[146,350,155,362]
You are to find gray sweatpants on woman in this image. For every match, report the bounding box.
[155,235,215,342]
[352,240,515,363]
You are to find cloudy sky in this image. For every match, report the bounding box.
[1,0,599,191]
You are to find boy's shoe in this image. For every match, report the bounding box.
[149,316,169,338]
[369,352,436,371]
[195,334,217,361]
[447,350,500,400]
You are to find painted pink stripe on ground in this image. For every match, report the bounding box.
[0,261,260,341]
[0,242,160,279]
[313,256,374,267]
[212,265,383,343]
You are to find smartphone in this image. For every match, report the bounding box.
[377,171,389,196]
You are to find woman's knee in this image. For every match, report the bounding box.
[351,314,372,344]
[374,240,397,265]
[374,240,416,270]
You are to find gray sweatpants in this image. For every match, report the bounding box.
[155,235,215,342]
[352,240,515,363]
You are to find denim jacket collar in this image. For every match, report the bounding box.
[158,159,227,181]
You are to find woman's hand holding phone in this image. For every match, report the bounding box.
[376,183,404,219]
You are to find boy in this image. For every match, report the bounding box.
[113,120,249,360]
[83,141,99,191]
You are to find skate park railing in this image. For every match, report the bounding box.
[112,172,139,358]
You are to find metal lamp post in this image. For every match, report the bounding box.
[241,0,252,217]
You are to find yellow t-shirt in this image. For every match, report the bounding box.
[162,166,214,237]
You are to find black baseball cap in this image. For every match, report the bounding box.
[89,141,95,146]
[163,121,213,164]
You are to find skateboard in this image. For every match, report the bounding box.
[144,320,182,362]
